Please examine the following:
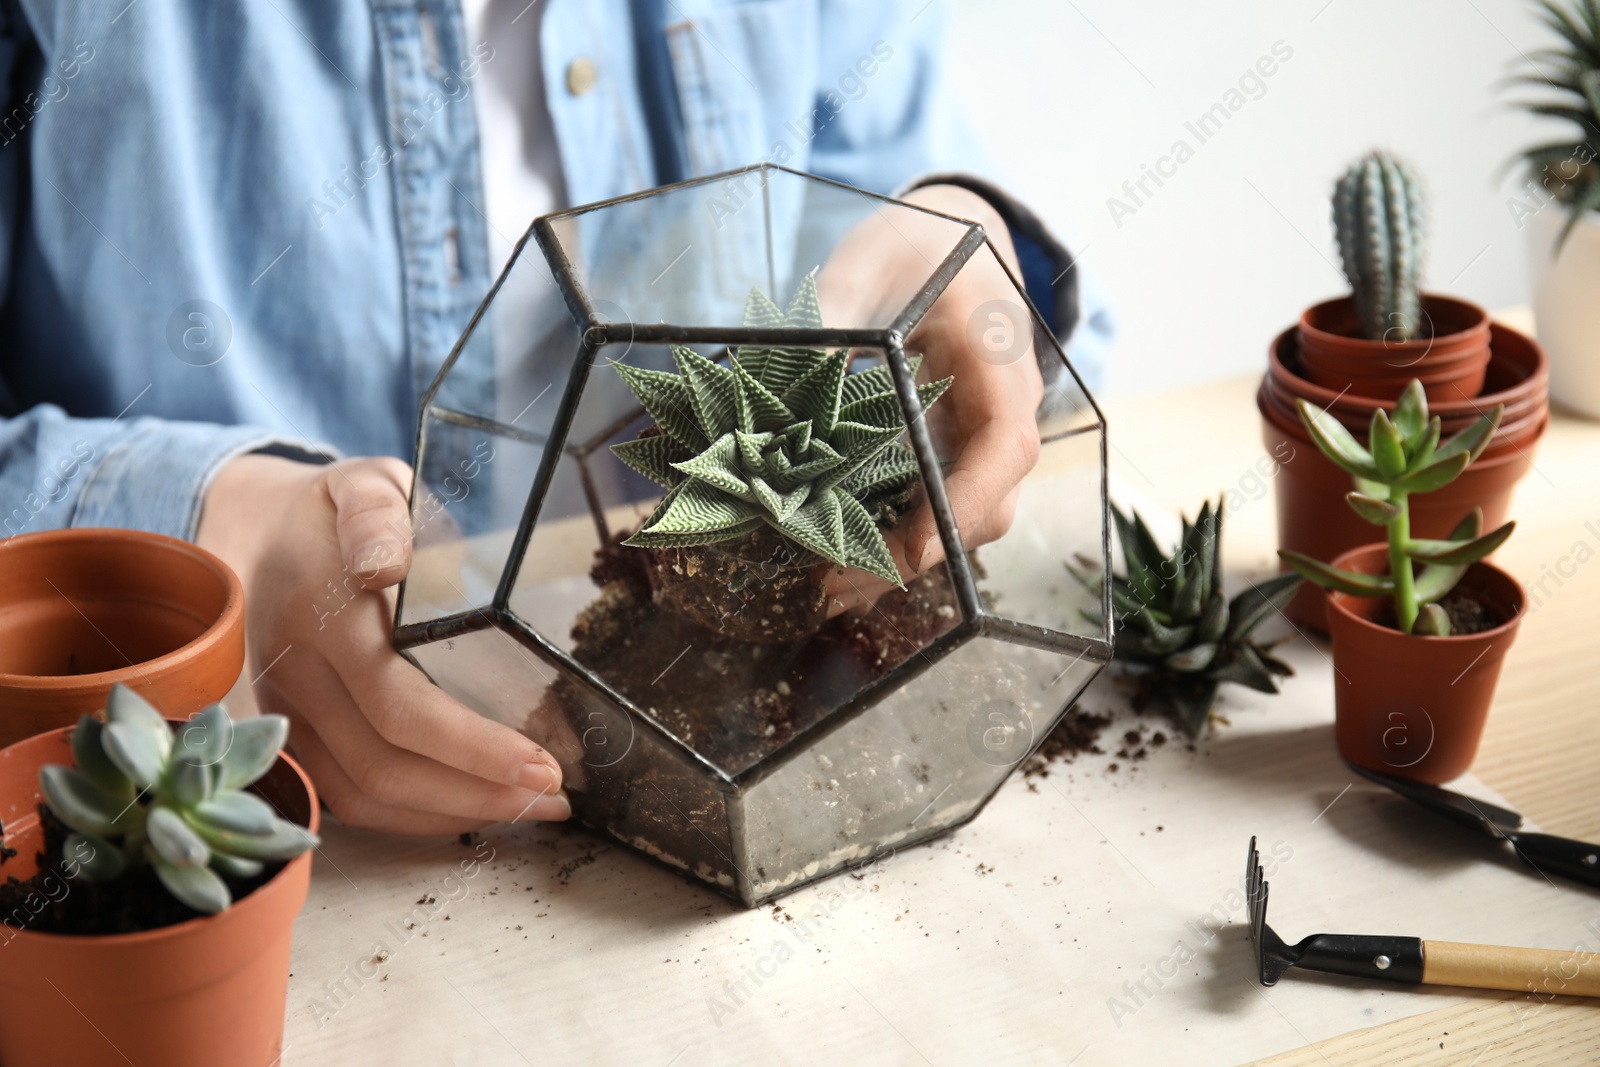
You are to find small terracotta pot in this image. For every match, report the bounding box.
[1324,545,1523,783]
[0,724,317,1067]
[1259,390,1543,631]
[0,529,245,749]
[1298,294,1491,404]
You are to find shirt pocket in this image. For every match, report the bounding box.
[664,0,817,176]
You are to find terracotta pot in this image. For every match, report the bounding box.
[1259,387,1544,631]
[1298,294,1492,404]
[0,724,317,1067]
[1325,545,1524,783]
[1267,323,1548,436]
[0,529,245,749]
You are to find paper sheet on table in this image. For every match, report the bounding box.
[284,485,1597,1066]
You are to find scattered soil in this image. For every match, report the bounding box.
[0,803,281,936]
[1021,708,1113,779]
[1373,584,1506,636]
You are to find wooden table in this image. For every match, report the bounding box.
[1103,342,1600,1065]
[282,317,1600,1065]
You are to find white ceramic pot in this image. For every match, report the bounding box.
[1529,205,1600,419]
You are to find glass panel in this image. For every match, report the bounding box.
[431,224,579,431]
[900,240,1110,641]
[407,623,739,892]
[735,632,1105,903]
[508,335,966,780]
[400,417,542,626]
[545,167,974,331]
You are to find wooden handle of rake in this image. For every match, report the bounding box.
[1423,941,1600,998]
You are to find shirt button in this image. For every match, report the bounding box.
[566,56,598,96]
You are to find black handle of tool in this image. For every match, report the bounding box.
[1507,831,1600,889]
[1294,934,1425,985]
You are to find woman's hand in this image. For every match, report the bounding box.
[198,454,571,835]
[816,183,1045,612]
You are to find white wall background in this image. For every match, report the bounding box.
[948,0,1561,397]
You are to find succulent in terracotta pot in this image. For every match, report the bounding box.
[1069,498,1302,738]
[1277,381,1525,781]
[0,686,320,1067]
[612,272,951,643]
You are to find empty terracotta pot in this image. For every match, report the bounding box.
[1325,545,1523,784]
[1267,323,1548,436]
[1298,294,1491,404]
[0,529,245,749]
[0,723,318,1067]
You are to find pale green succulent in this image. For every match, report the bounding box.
[39,684,319,915]
[611,272,951,586]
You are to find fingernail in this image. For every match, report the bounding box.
[517,761,562,794]
[352,538,400,578]
[524,792,572,821]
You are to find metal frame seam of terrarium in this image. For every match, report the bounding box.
[391,163,1115,901]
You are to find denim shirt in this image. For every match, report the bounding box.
[0,0,1112,543]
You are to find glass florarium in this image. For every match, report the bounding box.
[393,165,1111,906]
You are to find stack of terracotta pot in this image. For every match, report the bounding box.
[1259,293,1550,630]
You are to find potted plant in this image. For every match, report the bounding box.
[609,274,951,645]
[1261,151,1551,631]
[1510,0,1600,418]
[392,164,1113,907]
[0,685,319,1067]
[1067,498,1302,738]
[0,529,245,749]
[1278,382,1523,783]
[1297,151,1491,404]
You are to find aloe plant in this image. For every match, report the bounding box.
[1278,381,1512,635]
[1069,498,1303,738]
[1333,151,1427,341]
[611,272,951,586]
[38,685,318,915]
[1509,0,1600,252]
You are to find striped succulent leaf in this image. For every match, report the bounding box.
[611,272,951,586]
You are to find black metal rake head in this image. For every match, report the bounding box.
[1243,835,1423,988]
[1245,835,1295,985]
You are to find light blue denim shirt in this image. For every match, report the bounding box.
[0,0,1112,543]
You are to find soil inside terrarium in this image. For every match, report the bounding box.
[568,531,966,773]
[0,803,282,936]
[1371,584,1506,636]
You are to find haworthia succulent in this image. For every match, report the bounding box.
[612,272,950,586]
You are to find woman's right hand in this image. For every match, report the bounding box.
[198,453,571,836]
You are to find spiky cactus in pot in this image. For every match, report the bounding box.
[1333,151,1427,341]
[611,271,951,641]
[1279,380,1512,635]
[1068,498,1303,737]
[38,685,318,915]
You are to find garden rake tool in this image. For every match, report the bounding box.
[1245,837,1600,998]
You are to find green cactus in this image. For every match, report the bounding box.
[1278,380,1512,635]
[38,685,319,915]
[1333,151,1427,342]
[611,271,951,587]
[1068,498,1303,738]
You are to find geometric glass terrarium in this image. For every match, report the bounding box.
[393,165,1112,906]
